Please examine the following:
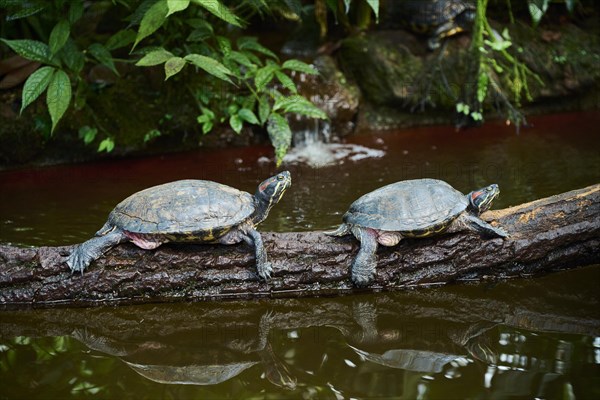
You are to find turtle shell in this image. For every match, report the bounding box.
[401,0,474,32]
[343,179,468,235]
[107,180,255,240]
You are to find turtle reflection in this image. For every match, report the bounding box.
[70,312,297,390]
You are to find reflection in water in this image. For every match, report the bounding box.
[1,266,599,398]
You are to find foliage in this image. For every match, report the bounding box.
[458,0,544,129]
[0,0,327,164]
[315,0,379,37]
[527,0,576,26]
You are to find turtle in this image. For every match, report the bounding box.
[326,178,508,286]
[399,0,477,50]
[66,171,292,280]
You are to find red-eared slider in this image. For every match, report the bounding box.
[326,179,508,286]
[400,0,476,50]
[66,172,292,280]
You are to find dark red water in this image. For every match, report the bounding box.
[1,111,598,246]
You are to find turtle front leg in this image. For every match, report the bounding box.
[458,214,509,238]
[66,228,128,274]
[242,227,272,281]
[351,227,379,287]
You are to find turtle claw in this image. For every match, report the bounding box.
[257,262,273,281]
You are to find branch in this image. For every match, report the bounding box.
[0,185,598,307]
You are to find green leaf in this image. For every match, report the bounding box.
[227,51,255,69]
[282,59,318,75]
[258,95,270,124]
[136,48,174,66]
[229,114,243,134]
[216,36,232,56]
[6,4,45,21]
[184,54,234,84]
[133,0,169,49]
[273,95,327,119]
[166,0,189,17]
[46,69,72,133]
[164,56,186,80]
[238,108,259,125]
[528,0,548,26]
[88,43,118,75]
[106,29,137,51]
[254,64,277,92]
[68,1,84,24]
[20,66,55,113]
[275,71,297,93]
[60,39,85,74]
[78,125,98,144]
[365,0,379,22]
[237,37,278,60]
[190,0,242,27]
[267,113,292,167]
[477,71,489,103]
[98,137,115,153]
[1,39,51,64]
[49,20,71,55]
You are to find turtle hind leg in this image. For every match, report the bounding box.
[351,227,379,287]
[324,223,351,237]
[66,228,128,274]
[457,214,509,239]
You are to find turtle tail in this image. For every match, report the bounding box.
[66,228,127,274]
[324,223,352,237]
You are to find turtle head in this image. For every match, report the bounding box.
[468,184,500,214]
[253,171,292,223]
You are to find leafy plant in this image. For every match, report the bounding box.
[0,0,328,163]
[315,0,380,37]
[527,0,576,26]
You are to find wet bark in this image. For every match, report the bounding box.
[0,184,598,308]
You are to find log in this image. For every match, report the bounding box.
[0,184,598,307]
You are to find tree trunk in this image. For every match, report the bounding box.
[0,184,598,308]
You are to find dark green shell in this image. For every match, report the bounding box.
[343,179,468,236]
[107,180,255,240]
[401,0,475,32]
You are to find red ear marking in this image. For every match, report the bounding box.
[471,190,483,200]
[259,181,270,192]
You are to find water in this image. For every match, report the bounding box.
[0,111,599,398]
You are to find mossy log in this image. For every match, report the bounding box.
[0,185,598,308]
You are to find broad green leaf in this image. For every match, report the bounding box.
[216,36,232,56]
[237,37,278,60]
[68,1,84,24]
[229,114,243,134]
[227,51,255,69]
[274,95,328,119]
[238,108,259,125]
[282,59,318,75]
[49,20,70,55]
[184,54,234,84]
[366,0,379,22]
[88,43,118,75]
[190,0,242,27]
[1,39,51,64]
[528,0,548,26]
[98,137,115,153]
[136,48,174,66]
[20,66,55,113]
[46,69,72,133]
[106,29,137,50]
[275,71,297,93]
[267,113,292,166]
[164,56,186,80]
[254,64,277,92]
[166,0,189,17]
[6,4,45,21]
[242,50,263,67]
[133,0,169,49]
[60,39,85,74]
[258,95,270,124]
[78,126,98,144]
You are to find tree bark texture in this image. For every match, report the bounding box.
[0,184,598,308]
